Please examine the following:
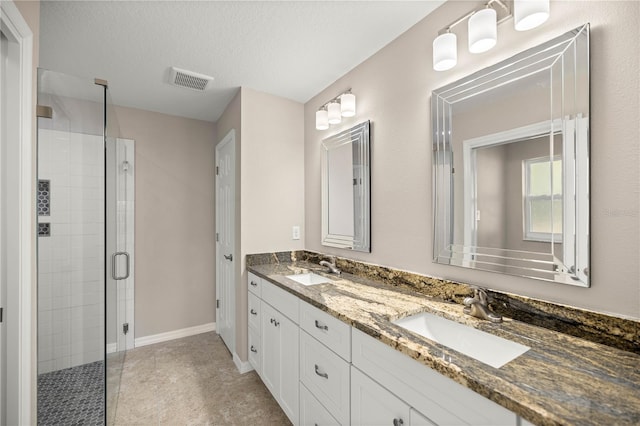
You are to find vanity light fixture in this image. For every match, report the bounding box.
[432,0,550,71]
[316,109,329,130]
[327,101,342,124]
[514,0,550,31]
[315,89,356,130]
[468,7,497,54]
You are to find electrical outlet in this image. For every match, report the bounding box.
[292,226,300,240]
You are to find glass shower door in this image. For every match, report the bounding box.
[36,69,106,425]
[105,88,135,426]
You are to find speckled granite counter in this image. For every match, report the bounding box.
[248,260,640,426]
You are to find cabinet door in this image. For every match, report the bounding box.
[279,313,299,424]
[261,302,280,398]
[351,366,410,426]
[261,301,299,425]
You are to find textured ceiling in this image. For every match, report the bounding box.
[40,1,445,122]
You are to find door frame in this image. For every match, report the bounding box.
[215,129,236,356]
[0,1,33,424]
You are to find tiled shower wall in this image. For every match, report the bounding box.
[38,128,105,374]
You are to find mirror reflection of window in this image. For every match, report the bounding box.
[524,156,563,242]
[327,143,355,237]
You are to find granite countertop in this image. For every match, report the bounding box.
[248,261,640,426]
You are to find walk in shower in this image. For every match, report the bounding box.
[36,69,135,425]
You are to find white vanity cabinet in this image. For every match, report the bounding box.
[352,328,517,426]
[248,273,531,426]
[248,273,299,425]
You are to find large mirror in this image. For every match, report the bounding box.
[322,120,371,252]
[432,24,590,286]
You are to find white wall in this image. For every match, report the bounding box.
[37,129,104,373]
[305,0,640,319]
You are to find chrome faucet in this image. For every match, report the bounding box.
[319,258,341,275]
[463,288,502,323]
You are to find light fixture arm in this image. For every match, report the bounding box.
[317,88,352,111]
[437,0,511,35]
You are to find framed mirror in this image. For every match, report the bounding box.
[432,24,590,286]
[322,120,371,252]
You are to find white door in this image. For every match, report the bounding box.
[215,129,236,352]
[0,2,34,422]
[0,30,7,426]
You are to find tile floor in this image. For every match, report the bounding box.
[38,360,104,425]
[111,331,291,425]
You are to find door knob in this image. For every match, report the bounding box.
[224,254,233,261]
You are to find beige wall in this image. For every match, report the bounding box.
[305,1,640,319]
[234,87,305,361]
[115,106,217,337]
[14,0,39,419]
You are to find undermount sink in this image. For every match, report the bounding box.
[393,312,529,368]
[287,273,332,286]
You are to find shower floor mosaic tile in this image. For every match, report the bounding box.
[38,360,104,425]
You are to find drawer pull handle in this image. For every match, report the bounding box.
[314,364,328,379]
[314,320,328,331]
[270,318,280,327]
[250,281,258,287]
[250,345,257,353]
[250,309,257,315]
[393,419,404,426]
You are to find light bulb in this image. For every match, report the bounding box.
[316,109,329,130]
[433,33,457,71]
[327,101,342,124]
[340,93,356,117]
[514,0,549,31]
[468,8,497,53]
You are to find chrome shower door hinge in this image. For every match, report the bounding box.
[123,323,129,335]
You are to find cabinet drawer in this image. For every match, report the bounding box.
[262,278,299,323]
[300,382,341,426]
[352,328,516,426]
[300,301,351,361]
[351,366,410,426]
[300,330,350,425]
[248,272,262,297]
[248,327,261,377]
[411,408,437,426]
[248,291,261,331]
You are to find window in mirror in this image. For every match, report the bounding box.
[524,155,562,243]
[321,121,371,252]
[432,24,589,286]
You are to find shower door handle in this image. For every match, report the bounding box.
[112,252,130,280]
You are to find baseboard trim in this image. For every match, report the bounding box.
[233,352,254,374]
[106,343,117,354]
[134,322,216,348]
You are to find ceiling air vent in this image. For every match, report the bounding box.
[169,67,214,91]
